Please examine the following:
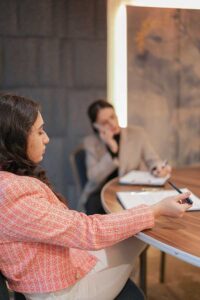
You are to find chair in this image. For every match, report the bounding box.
[70,145,107,215]
[0,272,26,300]
[70,145,88,196]
[115,278,146,300]
[0,272,9,300]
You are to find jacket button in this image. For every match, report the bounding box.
[76,272,81,279]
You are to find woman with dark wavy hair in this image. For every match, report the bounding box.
[0,94,65,203]
[0,94,191,300]
[0,94,39,168]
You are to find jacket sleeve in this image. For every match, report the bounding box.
[84,136,118,185]
[0,176,154,251]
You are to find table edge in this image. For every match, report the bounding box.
[136,232,200,267]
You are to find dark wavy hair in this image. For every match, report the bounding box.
[87,99,114,133]
[0,93,66,204]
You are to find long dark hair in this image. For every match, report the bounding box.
[87,99,114,133]
[0,93,66,204]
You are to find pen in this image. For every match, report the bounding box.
[162,160,168,168]
[168,180,193,205]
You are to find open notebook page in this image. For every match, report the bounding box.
[119,170,170,186]
[117,188,200,211]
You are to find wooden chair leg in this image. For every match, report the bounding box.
[160,251,166,283]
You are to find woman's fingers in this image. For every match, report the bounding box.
[176,192,190,200]
[175,192,192,205]
[151,192,192,218]
[152,164,171,177]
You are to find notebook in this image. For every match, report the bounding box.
[119,170,170,186]
[117,188,200,211]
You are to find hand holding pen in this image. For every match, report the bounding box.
[168,180,193,205]
[152,160,172,178]
[152,191,192,218]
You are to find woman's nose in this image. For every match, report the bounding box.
[44,132,50,144]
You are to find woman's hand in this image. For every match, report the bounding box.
[151,192,192,219]
[94,123,118,153]
[152,162,172,178]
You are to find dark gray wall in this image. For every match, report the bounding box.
[0,0,107,208]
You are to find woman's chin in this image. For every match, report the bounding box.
[34,156,44,164]
[113,128,120,135]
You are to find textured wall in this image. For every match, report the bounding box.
[0,0,107,208]
[127,7,200,167]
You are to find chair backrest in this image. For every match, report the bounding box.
[0,272,26,300]
[70,145,88,194]
[0,272,10,300]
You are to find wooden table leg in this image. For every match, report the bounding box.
[160,251,166,283]
[139,247,148,295]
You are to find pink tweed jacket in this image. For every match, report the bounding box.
[0,171,154,293]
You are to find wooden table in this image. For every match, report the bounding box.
[101,166,200,267]
[101,166,200,294]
